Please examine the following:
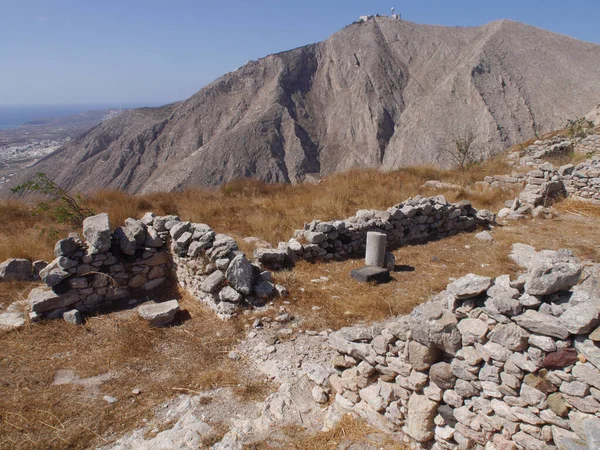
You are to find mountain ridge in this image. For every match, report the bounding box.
[5,18,600,194]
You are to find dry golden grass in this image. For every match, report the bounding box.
[0,287,274,450]
[0,160,520,264]
[1,153,599,449]
[245,414,406,449]
[273,210,600,330]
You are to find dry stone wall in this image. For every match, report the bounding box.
[27,212,278,321]
[255,195,493,268]
[325,244,600,449]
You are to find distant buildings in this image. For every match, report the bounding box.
[357,13,401,23]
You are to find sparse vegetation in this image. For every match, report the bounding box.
[565,117,595,139]
[11,172,95,226]
[437,130,483,176]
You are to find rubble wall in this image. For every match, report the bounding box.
[28,212,277,320]
[255,195,492,267]
[326,244,600,449]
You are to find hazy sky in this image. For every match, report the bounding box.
[1,0,599,106]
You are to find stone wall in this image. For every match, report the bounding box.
[325,244,600,449]
[254,195,492,267]
[27,212,278,321]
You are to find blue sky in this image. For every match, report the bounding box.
[1,0,599,106]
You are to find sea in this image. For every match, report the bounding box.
[0,104,149,130]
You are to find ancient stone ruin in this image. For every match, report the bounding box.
[254,195,494,268]
[23,212,280,324]
[325,244,600,449]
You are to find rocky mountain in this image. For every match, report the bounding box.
[6,18,600,194]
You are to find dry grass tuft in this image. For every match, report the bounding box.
[245,414,407,449]
[554,198,600,219]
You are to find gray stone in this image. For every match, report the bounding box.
[552,427,588,450]
[485,294,522,316]
[521,383,547,407]
[583,416,600,449]
[138,300,179,326]
[142,277,165,291]
[488,323,530,351]
[254,281,274,299]
[447,274,493,299]
[54,237,78,257]
[429,362,456,389]
[479,341,511,362]
[513,310,570,339]
[409,302,462,355]
[0,258,33,281]
[475,231,493,242]
[201,270,225,293]
[573,363,600,390]
[169,221,191,241]
[560,381,590,397]
[409,340,441,371]
[573,337,600,370]
[529,334,557,352]
[63,309,82,325]
[559,302,600,335]
[115,226,136,255]
[253,248,288,265]
[187,240,211,257]
[83,213,111,253]
[144,226,163,248]
[218,286,242,303]
[525,259,583,296]
[509,352,540,373]
[29,288,79,313]
[306,232,327,244]
[406,392,438,442]
[350,266,390,283]
[225,254,254,295]
[0,311,25,330]
[457,318,489,345]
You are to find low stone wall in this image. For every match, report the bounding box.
[27,212,278,321]
[255,196,493,267]
[325,244,600,449]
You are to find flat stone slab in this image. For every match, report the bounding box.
[138,300,180,326]
[350,266,390,284]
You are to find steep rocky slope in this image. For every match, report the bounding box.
[7,18,600,194]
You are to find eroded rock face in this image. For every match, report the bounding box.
[7,19,600,195]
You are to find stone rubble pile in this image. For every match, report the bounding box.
[324,244,600,449]
[254,195,493,268]
[1,211,278,326]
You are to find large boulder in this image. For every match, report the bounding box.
[0,258,33,281]
[83,213,111,253]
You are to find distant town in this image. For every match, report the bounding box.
[0,108,125,187]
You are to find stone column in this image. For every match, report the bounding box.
[365,232,387,267]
